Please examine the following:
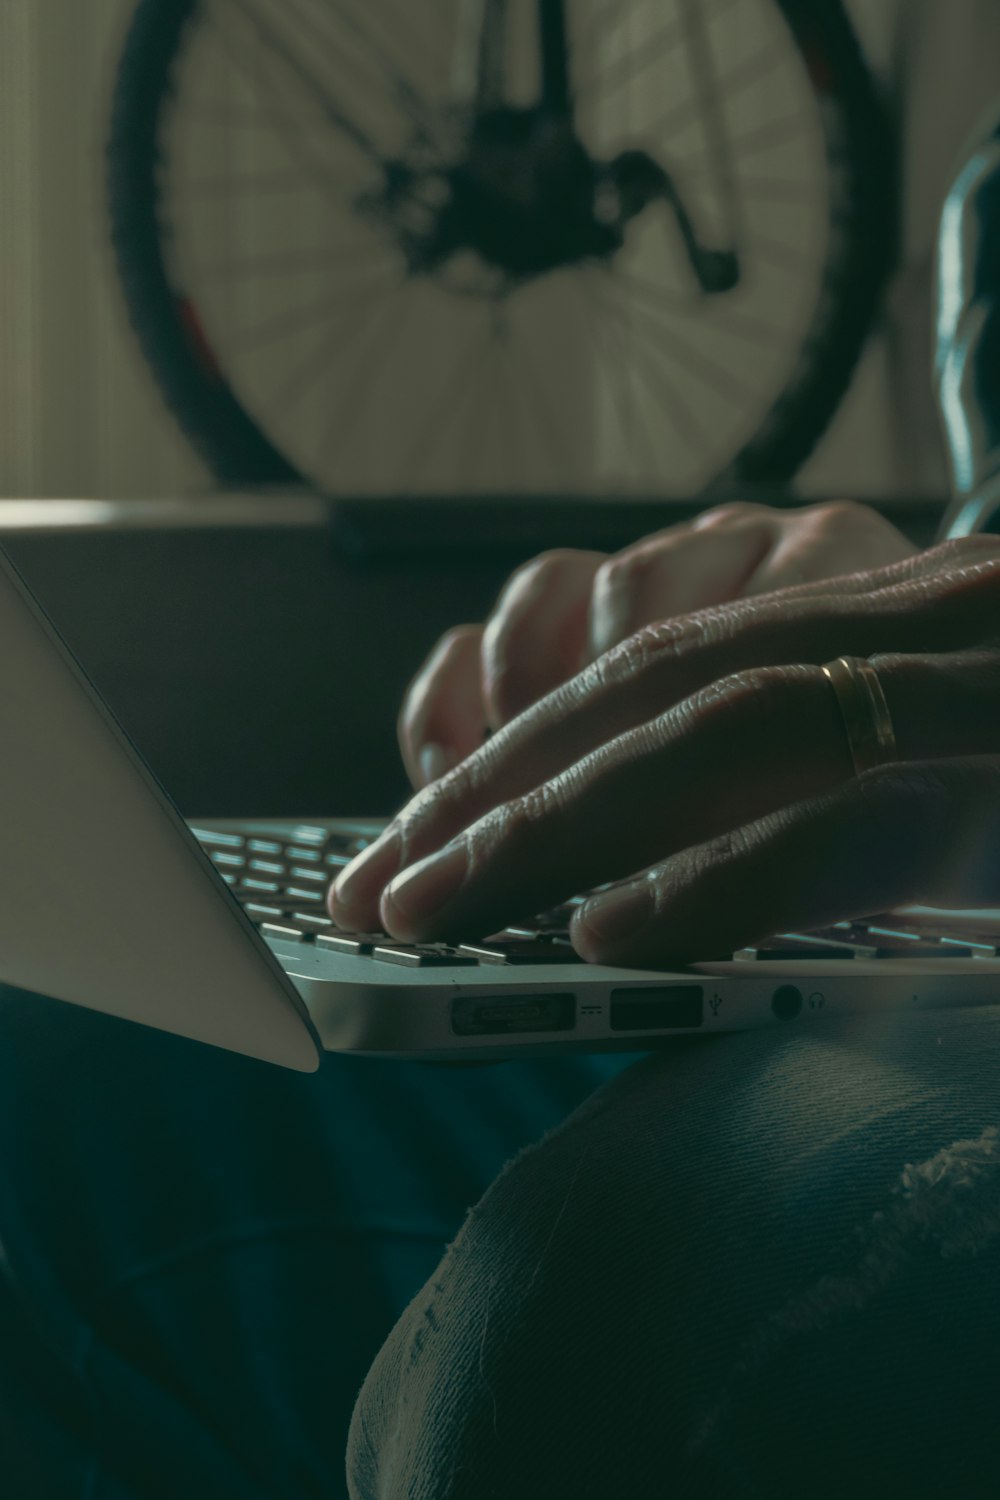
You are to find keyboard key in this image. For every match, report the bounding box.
[325,853,353,869]
[210,851,246,869]
[735,944,867,961]
[315,931,388,955]
[855,927,968,958]
[287,846,324,864]
[218,872,238,886]
[247,839,283,855]
[261,923,306,943]
[248,858,287,876]
[288,866,328,884]
[736,933,874,960]
[291,912,334,931]
[242,902,285,921]
[240,877,281,895]
[940,934,999,957]
[456,940,578,965]
[191,828,244,848]
[289,825,328,844]
[373,944,475,967]
[282,886,326,905]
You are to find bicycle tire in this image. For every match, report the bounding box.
[106,0,896,493]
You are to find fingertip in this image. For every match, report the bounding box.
[572,882,652,962]
[328,828,402,929]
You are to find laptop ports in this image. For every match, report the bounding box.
[451,993,575,1037]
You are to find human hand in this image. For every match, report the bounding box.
[399,500,917,789]
[331,537,1000,966]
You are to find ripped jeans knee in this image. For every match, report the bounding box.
[348,1020,1000,1500]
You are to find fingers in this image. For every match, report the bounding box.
[742,499,918,596]
[341,648,1000,943]
[587,501,917,655]
[588,505,775,655]
[397,626,486,789]
[397,551,607,787]
[481,549,606,727]
[401,504,915,787]
[570,755,1000,968]
[333,541,1000,930]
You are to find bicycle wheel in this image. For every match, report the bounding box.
[107,0,895,496]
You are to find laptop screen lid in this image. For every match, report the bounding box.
[0,544,321,1071]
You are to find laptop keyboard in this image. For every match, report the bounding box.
[191,826,1000,965]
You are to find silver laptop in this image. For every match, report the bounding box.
[2,542,998,1072]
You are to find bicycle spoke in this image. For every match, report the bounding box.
[397,318,495,489]
[573,0,632,60]
[269,277,407,420]
[643,38,786,144]
[220,0,383,167]
[502,299,584,486]
[203,9,373,201]
[592,278,713,465]
[176,170,361,200]
[615,270,789,350]
[316,287,420,476]
[340,0,448,88]
[578,0,744,105]
[577,270,663,481]
[491,309,539,489]
[454,309,501,490]
[225,273,401,354]
[193,241,399,281]
[603,282,762,408]
[682,109,813,166]
[281,0,440,147]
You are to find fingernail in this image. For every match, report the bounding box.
[382,841,468,937]
[331,827,402,919]
[419,742,456,785]
[578,883,650,946]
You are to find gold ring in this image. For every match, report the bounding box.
[820,656,898,776]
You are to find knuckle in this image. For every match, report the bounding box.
[508,548,585,593]
[437,624,479,656]
[693,500,762,528]
[806,498,869,528]
[594,617,694,683]
[593,548,654,598]
[687,663,803,722]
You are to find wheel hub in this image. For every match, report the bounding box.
[358,105,625,293]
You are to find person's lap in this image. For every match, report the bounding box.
[348,1002,1000,1499]
[0,983,639,1499]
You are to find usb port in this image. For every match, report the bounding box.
[609,986,703,1031]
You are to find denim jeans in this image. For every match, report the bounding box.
[348,1003,1000,1499]
[0,983,638,1498]
[5,986,1000,1499]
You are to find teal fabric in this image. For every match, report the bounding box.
[348,1009,1000,1499]
[0,984,640,1498]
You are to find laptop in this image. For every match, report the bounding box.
[2,541,998,1072]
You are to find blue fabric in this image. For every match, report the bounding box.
[348,1009,1000,1499]
[0,983,640,1498]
